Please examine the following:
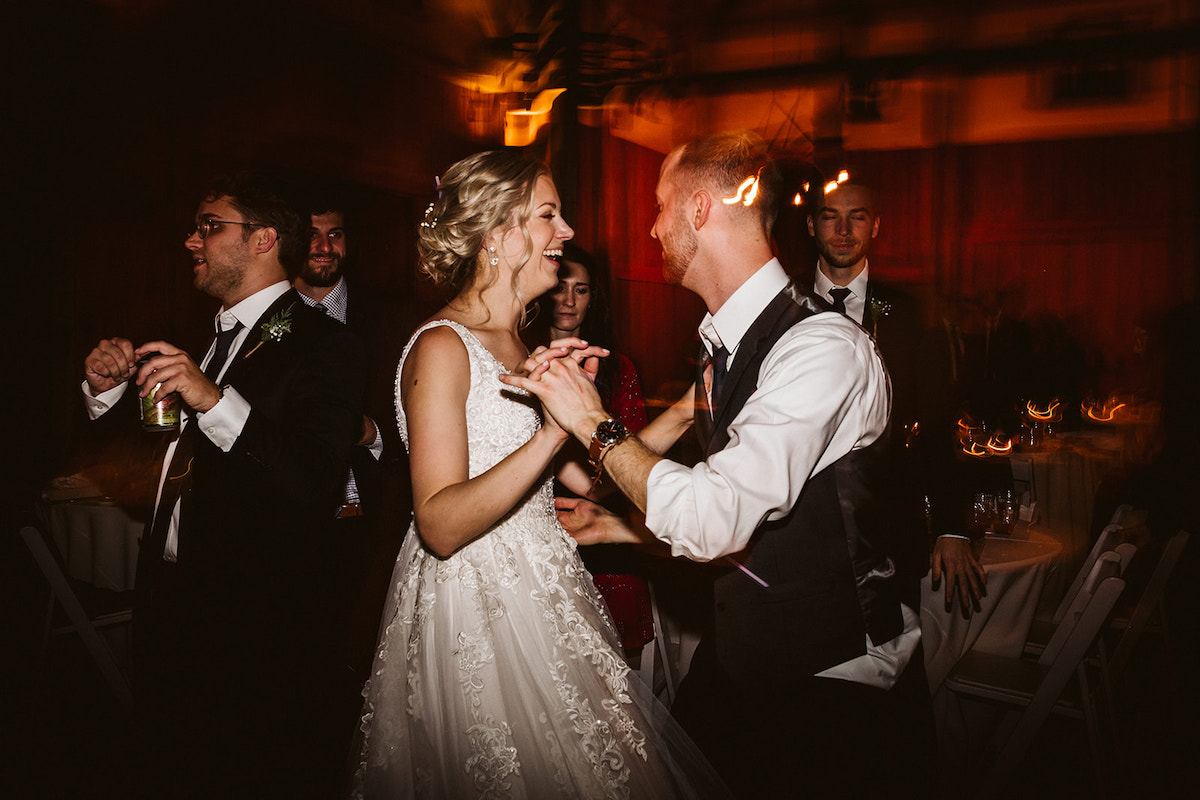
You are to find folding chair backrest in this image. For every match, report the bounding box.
[1053,525,1124,625]
[1041,551,1126,666]
[1113,542,1137,573]
[1109,529,1192,678]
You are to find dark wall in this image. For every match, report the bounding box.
[6,0,486,525]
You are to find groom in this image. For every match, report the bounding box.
[82,172,364,798]
[508,132,931,796]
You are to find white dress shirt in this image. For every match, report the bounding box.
[83,280,291,560]
[814,261,871,325]
[645,259,919,688]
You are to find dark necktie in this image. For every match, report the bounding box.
[314,303,328,316]
[711,345,730,417]
[828,287,852,315]
[204,320,244,382]
[147,320,244,556]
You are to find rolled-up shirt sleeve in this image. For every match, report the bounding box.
[645,315,890,561]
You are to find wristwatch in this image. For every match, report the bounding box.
[588,418,630,483]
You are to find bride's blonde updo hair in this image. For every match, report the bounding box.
[418,150,552,301]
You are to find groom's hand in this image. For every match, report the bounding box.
[501,354,609,444]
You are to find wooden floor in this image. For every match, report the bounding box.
[3,534,1195,800]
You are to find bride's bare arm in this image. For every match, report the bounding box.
[403,326,568,557]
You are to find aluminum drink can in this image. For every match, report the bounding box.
[138,354,180,432]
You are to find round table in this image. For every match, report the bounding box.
[920,529,1062,695]
[39,475,146,592]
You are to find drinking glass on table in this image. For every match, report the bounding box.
[994,489,1017,535]
[967,493,995,537]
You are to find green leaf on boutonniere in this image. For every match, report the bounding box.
[244,302,295,358]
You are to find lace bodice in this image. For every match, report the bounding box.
[396,320,558,541]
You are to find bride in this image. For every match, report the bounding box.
[352,150,725,798]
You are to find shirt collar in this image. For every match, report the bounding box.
[813,260,870,303]
[295,276,348,323]
[218,280,292,333]
[698,258,789,357]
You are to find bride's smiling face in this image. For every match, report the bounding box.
[496,176,574,298]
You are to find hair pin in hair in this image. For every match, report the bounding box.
[420,202,438,229]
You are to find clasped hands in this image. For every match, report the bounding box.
[84,337,223,413]
[500,338,647,546]
[501,337,611,444]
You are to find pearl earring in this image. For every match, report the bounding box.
[488,247,499,267]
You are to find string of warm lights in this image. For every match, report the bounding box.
[792,169,850,206]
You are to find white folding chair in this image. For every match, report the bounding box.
[945,551,1129,799]
[1091,527,1193,752]
[20,525,133,713]
[1023,505,1135,658]
[1106,529,1190,679]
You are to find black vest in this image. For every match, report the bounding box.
[696,282,904,687]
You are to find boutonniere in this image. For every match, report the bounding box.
[244,302,295,358]
[868,296,892,337]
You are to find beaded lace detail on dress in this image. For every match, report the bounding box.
[353,320,710,799]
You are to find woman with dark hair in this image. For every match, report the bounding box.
[540,242,648,438]
[352,151,724,798]
[532,243,657,657]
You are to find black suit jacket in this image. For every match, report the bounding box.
[819,276,962,602]
[340,281,415,525]
[132,288,364,795]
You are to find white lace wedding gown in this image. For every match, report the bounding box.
[353,321,727,799]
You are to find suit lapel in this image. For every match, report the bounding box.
[223,289,302,384]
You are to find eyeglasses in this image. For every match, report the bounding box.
[192,218,264,240]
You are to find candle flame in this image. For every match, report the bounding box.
[962,441,990,458]
[986,434,1012,455]
[1083,400,1127,422]
[1025,399,1061,421]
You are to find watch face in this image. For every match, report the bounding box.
[596,418,627,444]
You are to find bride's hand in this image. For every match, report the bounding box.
[548,337,607,381]
[517,338,609,382]
[538,399,570,445]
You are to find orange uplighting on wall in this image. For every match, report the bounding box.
[505,88,566,147]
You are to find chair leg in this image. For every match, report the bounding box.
[20,527,132,714]
[636,636,656,692]
[1078,663,1109,800]
[647,580,677,707]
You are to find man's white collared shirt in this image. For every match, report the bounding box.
[645,258,919,688]
[83,280,291,560]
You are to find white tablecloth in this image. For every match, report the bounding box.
[39,476,145,592]
[1009,430,1122,570]
[921,529,1062,694]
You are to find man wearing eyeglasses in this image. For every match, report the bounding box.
[81,172,364,798]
